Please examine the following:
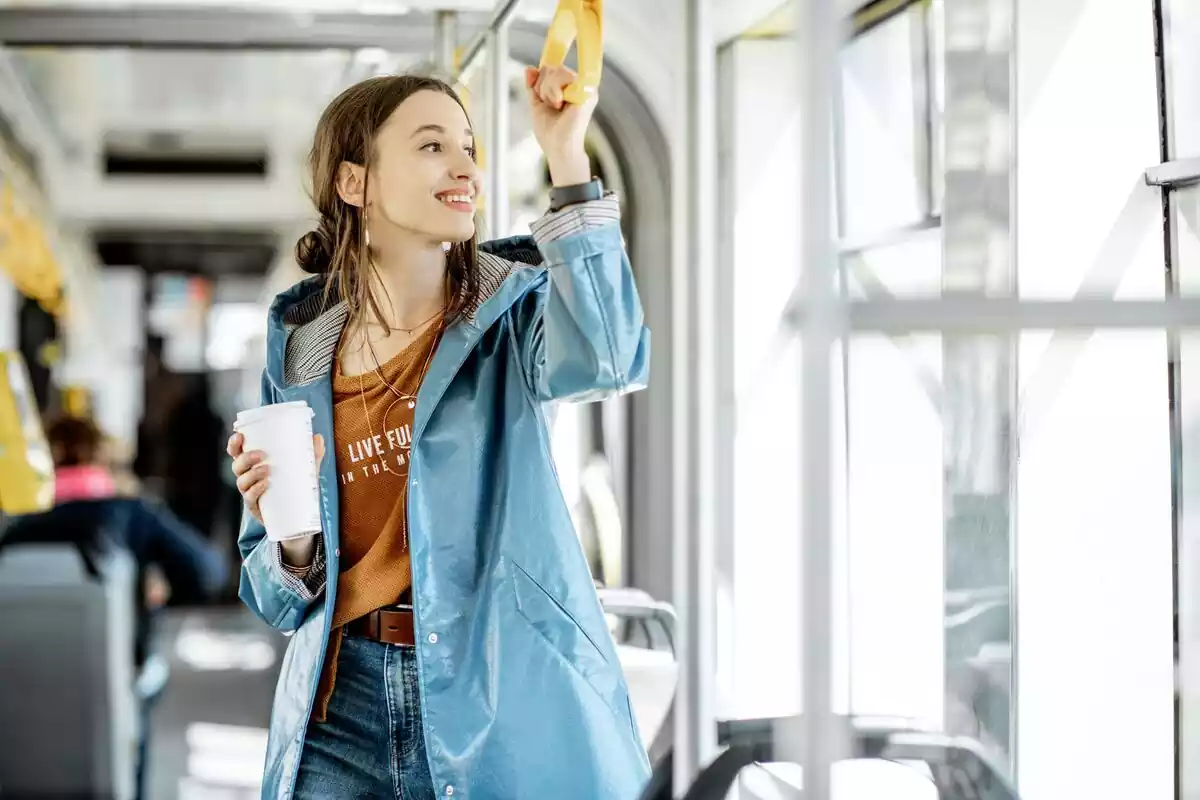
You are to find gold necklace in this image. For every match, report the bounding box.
[373,306,444,337]
[355,320,444,553]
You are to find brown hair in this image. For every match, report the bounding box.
[46,415,104,468]
[295,74,481,332]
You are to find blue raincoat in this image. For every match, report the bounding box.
[237,196,653,799]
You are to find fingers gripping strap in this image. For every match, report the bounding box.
[539,0,604,105]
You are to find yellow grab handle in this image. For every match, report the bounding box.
[0,352,55,515]
[539,0,603,106]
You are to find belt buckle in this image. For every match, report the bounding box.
[379,606,414,647]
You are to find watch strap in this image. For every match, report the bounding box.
[548,178,605,212]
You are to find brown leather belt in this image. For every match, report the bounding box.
[345,606,416,646]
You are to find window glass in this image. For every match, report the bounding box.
[839,10,927,243]
[1165,0,1200,159]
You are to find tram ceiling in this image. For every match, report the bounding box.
[92,229,277,278]
[0,7,482,51]
[0,2,854,51]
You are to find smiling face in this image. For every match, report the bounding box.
[360,89,480,244]
[306,76,484,328]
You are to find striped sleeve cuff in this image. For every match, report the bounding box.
[273,536,327,601]
[529,194,621,244]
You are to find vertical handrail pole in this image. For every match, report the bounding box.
[794,0,844,799]
[456,0,523,84]
[435,10,458,75]
[674,0,719,794]
[485,21,509,238]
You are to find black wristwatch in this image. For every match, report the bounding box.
[548,177,605,212]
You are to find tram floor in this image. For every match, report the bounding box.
[145,606,283,799]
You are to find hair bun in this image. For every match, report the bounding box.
[295,224,335,274]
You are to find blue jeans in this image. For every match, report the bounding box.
[293,634,436,799]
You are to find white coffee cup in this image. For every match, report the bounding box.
[234,400,322,541]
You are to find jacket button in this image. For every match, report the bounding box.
[445,786,455,796]
[428,632,439,644]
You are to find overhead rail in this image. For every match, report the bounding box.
[455,0,524,85]
[0,7,437,50]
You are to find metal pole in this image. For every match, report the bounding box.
[0,7,434,50]
[803,295,1200,334]
[456,0,523,84]
[793,0,843,798]
[485,22,510,238]
[674,0,718,794]
[435,10,458,75]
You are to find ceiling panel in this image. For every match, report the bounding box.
[10,48,382,149]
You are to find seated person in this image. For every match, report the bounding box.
[1,415,227,647]
[0,414,226,800]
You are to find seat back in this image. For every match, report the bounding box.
[0,542,139,800]
[599,587,679,752]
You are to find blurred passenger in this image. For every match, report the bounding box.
[2,415,226,643]
[133,335,171,493]
[136,365,226,540]
[1,414,226,800]
[51,413,117,502]
[162,373,225,539]
[231,69,650,799]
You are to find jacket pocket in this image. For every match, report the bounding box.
[510,559,618,708]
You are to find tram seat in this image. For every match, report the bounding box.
[0,543,139,800]
[599,587,679,753]
[638,716,1021,800]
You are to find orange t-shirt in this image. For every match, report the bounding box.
[313,323,440,721]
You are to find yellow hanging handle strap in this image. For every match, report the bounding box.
[539,0,604,105]
[0,351,55,515]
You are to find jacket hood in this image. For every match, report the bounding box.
[263,236,546,391]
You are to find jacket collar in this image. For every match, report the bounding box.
[265,236,545,391]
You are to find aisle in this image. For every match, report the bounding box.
[145,607,284,800]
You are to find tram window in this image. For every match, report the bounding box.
[206,302,262,372]
[929,0,944,216]
[1164,0,1200,158]
[147,274,209,373]
[541,145,605,188]
[837,7,930,244]
[842,226,941,298]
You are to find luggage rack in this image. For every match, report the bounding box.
[640,715,1020,800]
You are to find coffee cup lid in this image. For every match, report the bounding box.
[234,400,314,430]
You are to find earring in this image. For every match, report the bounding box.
[442,241,451,253]
[365,228,371,248]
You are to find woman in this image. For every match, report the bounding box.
[229,65,651,800]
